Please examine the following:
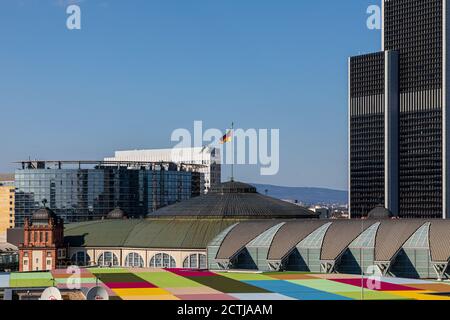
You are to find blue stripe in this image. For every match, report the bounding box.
[244,280,353,301]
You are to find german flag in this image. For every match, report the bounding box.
[220,130,233,144]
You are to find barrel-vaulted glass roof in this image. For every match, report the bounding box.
[247,223,286,248]
[297,222,332,249]
[374,221,426,262]
[208,223,239,247]
[403,222,430,249]
[348,222,380,248]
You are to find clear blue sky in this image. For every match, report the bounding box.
[0,0,381,190]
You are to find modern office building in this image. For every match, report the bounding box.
[0,186,15,242]
[0,175,15,243]
[349,0,449,218]
[14,160,202,226]
[105,147,221,193]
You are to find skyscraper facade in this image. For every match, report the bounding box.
[349,0,448,218]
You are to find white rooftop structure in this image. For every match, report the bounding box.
[105,147,221,193]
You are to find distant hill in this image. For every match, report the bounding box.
[251,183,348,205]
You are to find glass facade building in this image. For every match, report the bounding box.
[14,161,202,226]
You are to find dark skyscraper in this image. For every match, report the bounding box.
[349,0,448,218]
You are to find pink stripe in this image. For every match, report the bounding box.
[165,268,217,277]
[332,278,420,291]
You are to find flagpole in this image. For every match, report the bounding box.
[231,122,234,182]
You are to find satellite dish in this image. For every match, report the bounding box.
[80,287,90,297]
[40,287,62,301]
[86,286,109,301]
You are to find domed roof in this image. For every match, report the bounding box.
[210,181,257,194]
[151,181,318,219]
[107,208,127,220]
[367,206,393,219]
[31,207,58,222]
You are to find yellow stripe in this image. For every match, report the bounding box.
[385,290,450,300]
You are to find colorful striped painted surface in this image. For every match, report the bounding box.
[1,268,450,300]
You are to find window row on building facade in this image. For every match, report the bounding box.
[69,250,207,269]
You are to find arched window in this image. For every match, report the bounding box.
[97,252,119,267]
[183,254,207,269]
[71,251,91,266]
[125,252,144,268]
[149,253,176,268]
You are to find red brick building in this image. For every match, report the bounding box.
[19,208,67,272]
